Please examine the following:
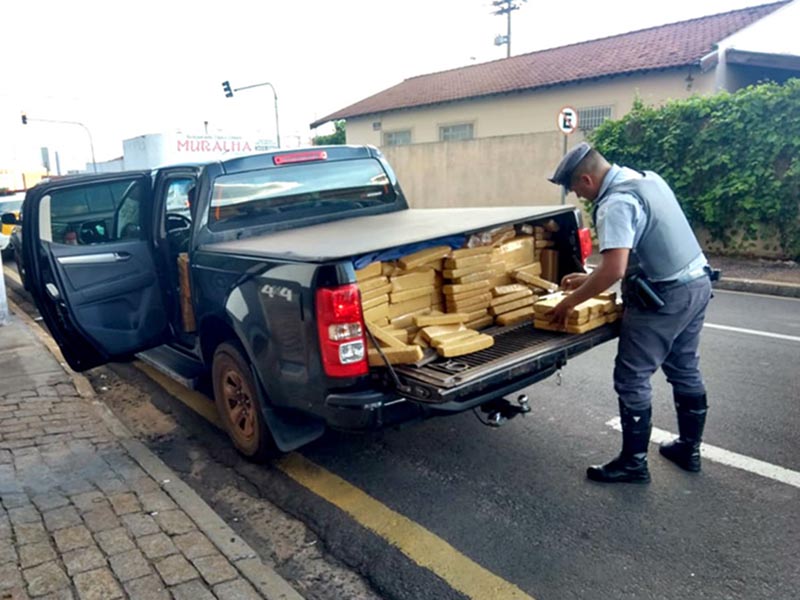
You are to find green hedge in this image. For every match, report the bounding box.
[589,79,800,259]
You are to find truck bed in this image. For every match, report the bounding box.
[206,206,577,262]
[384,321,619,407]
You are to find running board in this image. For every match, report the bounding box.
[136,345,206,390]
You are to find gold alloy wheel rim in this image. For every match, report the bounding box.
[221,367,256,443]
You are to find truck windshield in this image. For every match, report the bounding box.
[208,158,396,231]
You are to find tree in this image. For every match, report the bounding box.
[312,120,346,146]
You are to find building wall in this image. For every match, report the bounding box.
[346,69,715,147]
[383,131,568,209]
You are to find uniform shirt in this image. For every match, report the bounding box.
[595,165,707,282]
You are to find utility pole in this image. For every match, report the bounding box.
[492,0,527,58]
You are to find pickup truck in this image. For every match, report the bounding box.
[15,145,618,460]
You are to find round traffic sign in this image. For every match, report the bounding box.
[557,106,579,134]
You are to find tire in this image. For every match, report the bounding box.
[212,342,278,461]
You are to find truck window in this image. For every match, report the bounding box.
[208,158,396,231]
[44,178,144,245]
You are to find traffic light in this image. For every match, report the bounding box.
[21,113,27,125]
[222,81,233,98]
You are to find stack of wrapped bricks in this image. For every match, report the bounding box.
[356,221,570,366]
[533,291,622,333]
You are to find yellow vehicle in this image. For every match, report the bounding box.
[0,193,25,259]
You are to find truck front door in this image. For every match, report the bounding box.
[22,172,171,371]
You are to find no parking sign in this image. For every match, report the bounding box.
[557,106,578,134]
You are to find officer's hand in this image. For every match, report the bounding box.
[545,296,577,329]
[560,273,588,291]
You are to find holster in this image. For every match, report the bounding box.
[624,273,666,310]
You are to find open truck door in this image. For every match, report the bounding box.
[22,172,171,372]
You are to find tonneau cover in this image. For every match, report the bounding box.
[205,206,575,262]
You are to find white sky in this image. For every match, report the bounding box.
[0,0,776,173]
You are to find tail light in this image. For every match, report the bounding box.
[578,227,593,265]
[316,284,368,377]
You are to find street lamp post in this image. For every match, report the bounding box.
[221,80,281,148]
[21,115,97,173]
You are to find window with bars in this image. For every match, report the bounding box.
[383,130,411,146]
[439,123,474,142]
[578,106,613,131]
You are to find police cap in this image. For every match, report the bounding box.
[548,141,592,191]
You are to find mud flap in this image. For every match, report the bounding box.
[252,369,325,453]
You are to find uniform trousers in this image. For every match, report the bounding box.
[614,276,712,412]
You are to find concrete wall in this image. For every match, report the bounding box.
[383,131,571,209]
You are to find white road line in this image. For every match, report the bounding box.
[704,322,800,343]
[607,417,800,489]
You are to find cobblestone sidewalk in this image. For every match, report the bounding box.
[0,310,301,600]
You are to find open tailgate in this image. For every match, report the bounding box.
[382,321,619,409]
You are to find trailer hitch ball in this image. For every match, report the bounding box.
[517,394,530,415]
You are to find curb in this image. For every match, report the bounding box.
[714,277,800,299]
[8,299,304,600]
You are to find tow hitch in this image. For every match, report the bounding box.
[476,394,531,427]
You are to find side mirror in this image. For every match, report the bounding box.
[1,212,19,226]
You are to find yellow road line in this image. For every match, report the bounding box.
[277,453,536,600]
[133,360,222,428]
[3,263,22,286]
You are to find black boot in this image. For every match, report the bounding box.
[587,403,652,484]
[659,392,707,472]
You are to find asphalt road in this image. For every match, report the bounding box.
[4,264,799,600]
[292,288,800,600]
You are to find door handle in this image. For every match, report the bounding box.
[58,252,131,265]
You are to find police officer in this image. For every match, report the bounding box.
[547,142,712,483]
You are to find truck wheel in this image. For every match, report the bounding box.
[212,342,277,461]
